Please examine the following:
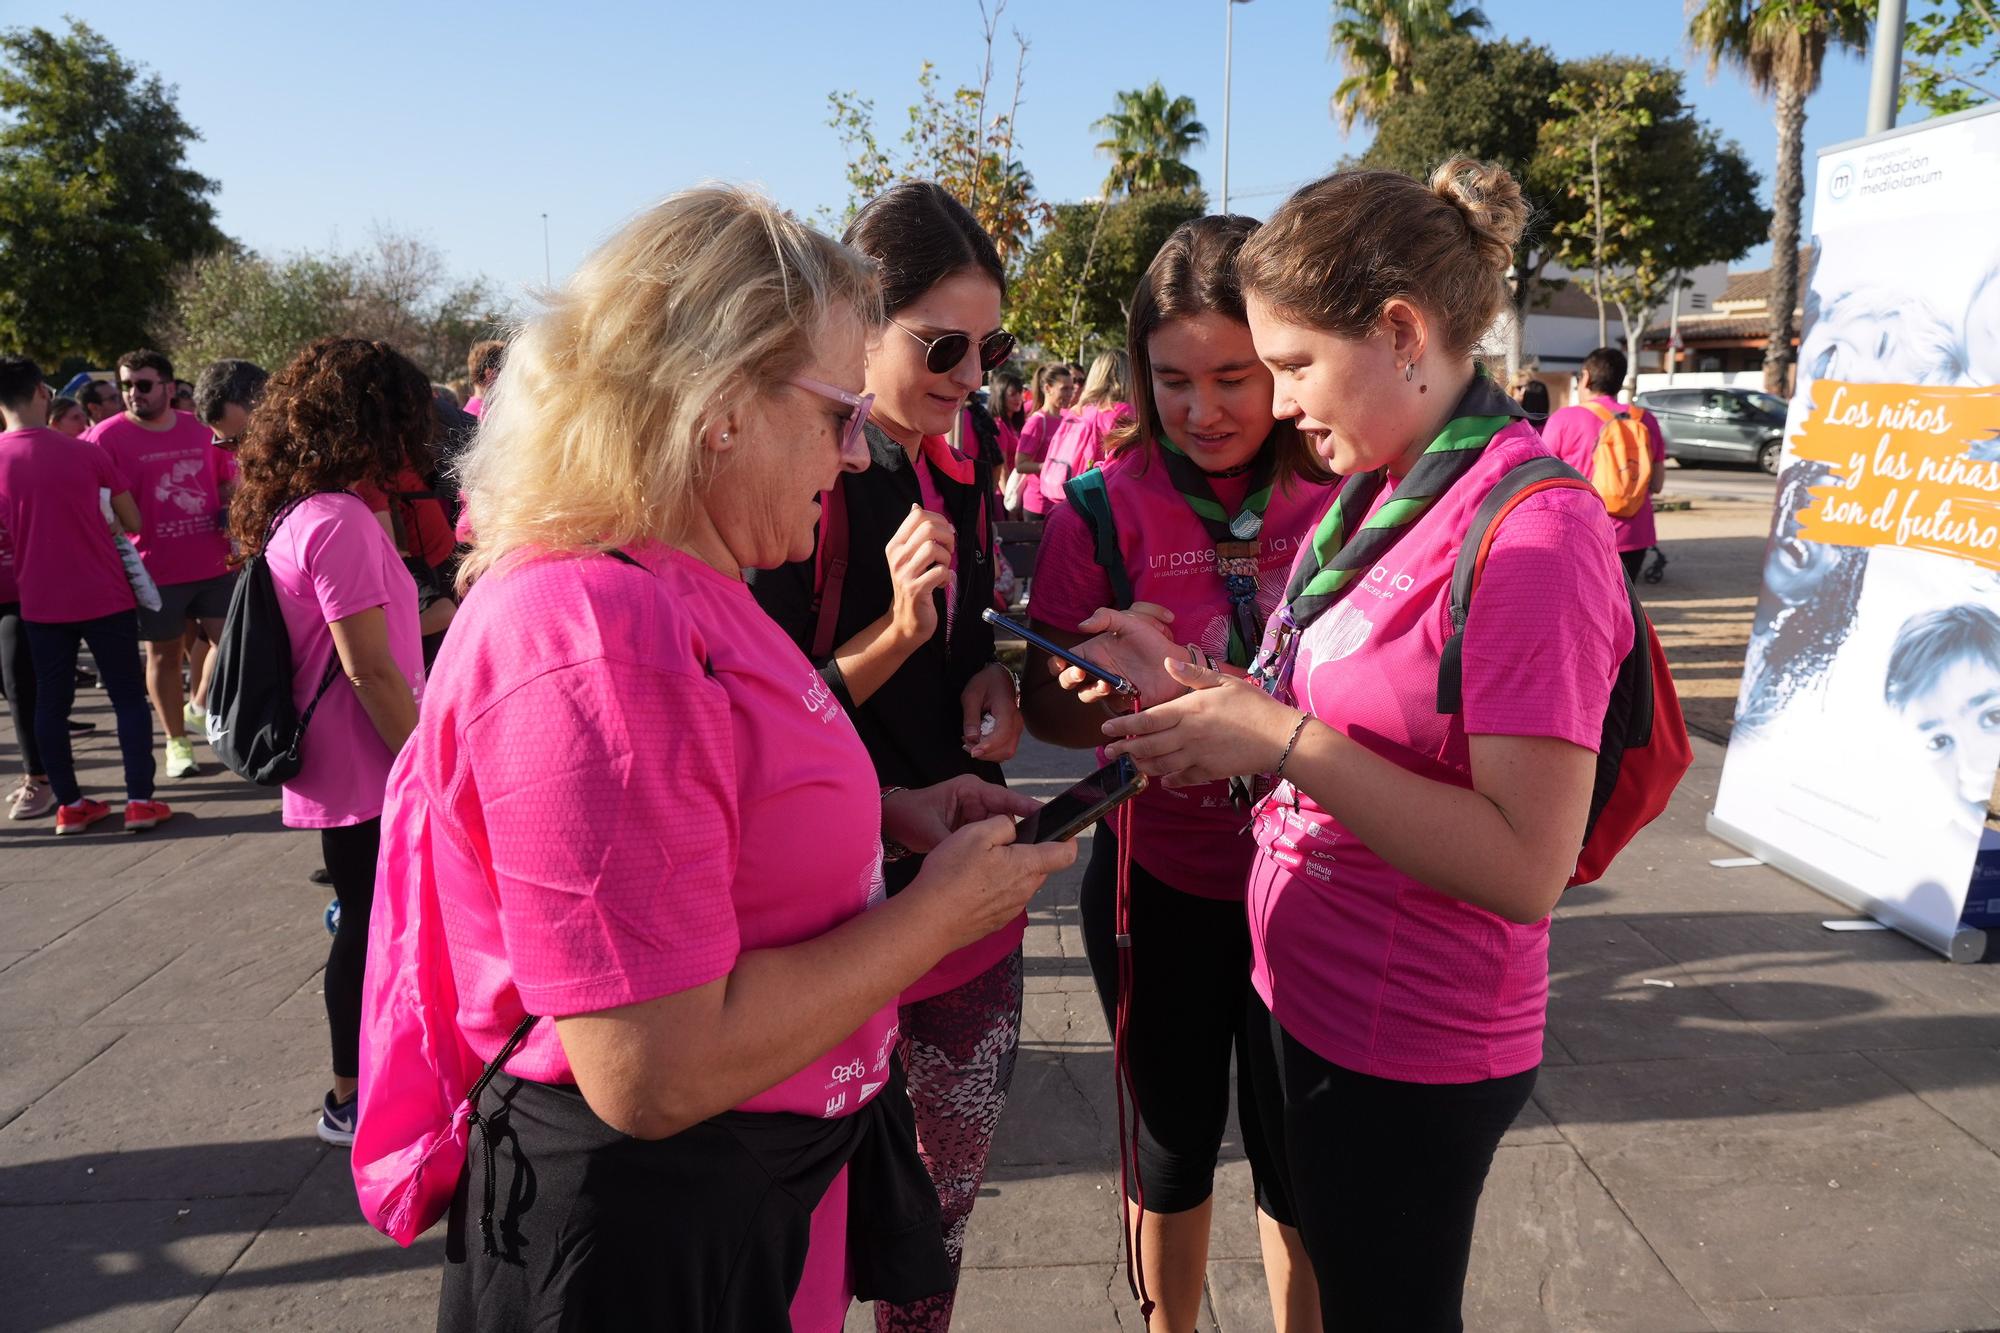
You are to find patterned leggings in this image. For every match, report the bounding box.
[875,945,1024,1333]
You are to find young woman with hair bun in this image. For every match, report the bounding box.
[1066,160,1633,1330]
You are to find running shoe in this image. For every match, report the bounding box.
[54,799,112,834]
[8,778,53,820]
[124,800,172,832]
[164,736,198,779]
[308,867,333,886]
[182,701,205,734]
[317,1089,357,1147]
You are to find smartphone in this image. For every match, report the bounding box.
[1015,757,1148,844]
[981,607,1135,696]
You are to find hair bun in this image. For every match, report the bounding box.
[1429,158,1527,275]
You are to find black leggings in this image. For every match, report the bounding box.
[1079,825,1275,1216]
[0,604,40,776]
[320,818,381,1080]
[1245,989,1536,1332]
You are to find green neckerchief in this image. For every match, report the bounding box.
[1249,369,1524,698]
[1155,434,1277,667]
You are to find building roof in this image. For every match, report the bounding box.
[1639,314,1773,347]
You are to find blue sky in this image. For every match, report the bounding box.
[24,0,1893,306]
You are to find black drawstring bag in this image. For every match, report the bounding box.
[205,494,346,786]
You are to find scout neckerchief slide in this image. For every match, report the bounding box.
[1247,369,1526,705]
[1154,435,1276,669]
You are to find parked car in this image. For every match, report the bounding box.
[1633,387,1789,473]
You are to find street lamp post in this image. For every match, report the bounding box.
[1221,0,1251,214]
[1865,0,1908,135]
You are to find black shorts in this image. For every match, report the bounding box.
[440,1076,841,1332]
[1244,990,1537,1332]
[136,571,235,642]
[1079,825,1281,1218]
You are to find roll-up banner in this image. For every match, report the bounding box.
[1709,103,2000,962]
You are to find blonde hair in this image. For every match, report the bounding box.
[1237,158,1529,358]
[456,185,880,587]
[1078,349,1129,409]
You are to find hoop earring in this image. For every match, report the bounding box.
[1403,362,1416,383]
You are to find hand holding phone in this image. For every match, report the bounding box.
[982,607,1135,696]
[1015,757,1148,843]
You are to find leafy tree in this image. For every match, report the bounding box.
[1688,0,1873,393]
[1009,190,1207,360]
[1058,84,1207,358]
[0,19,227,365]
[826,5,1048,262]
[1903,0,1999,115]
[1542,58,1771,391]
[1328,0,1489,132]
[156,229,502,383]
[1361,36,1570,377]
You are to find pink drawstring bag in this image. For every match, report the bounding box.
[351,789,534,1246]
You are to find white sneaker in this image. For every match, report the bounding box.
[164,736,199,779]
[8,778,53,820]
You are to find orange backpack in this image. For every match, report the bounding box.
[1584,401,1653,519]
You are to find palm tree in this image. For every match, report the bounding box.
[1327,0,1489,132]
[1091,82,1208,197]
[1066,84,1207,356]
[1688,0,1871,394]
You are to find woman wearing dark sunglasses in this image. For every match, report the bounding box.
[750,181,1026,1333]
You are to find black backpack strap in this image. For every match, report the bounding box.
[1063,469,1134,611]
[1437,456,1589,715]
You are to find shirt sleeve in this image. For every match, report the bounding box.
[87,442,121,491]
[468,659,741,1015]
[1643,410,1668,464]
[1016,416,1050,464]
[299,507,397,623]
[1459,494,1630,751]
[1026,499,1114,634]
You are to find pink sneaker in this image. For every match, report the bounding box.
[124,799,173,832]
[55,798,113,835]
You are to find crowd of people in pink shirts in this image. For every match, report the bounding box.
[0,152,1682,1333]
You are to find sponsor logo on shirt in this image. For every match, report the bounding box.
[1358,563,1415,601]
[822,1091,847,1117]
[1144,532,1300,577]
[799,669,840,724]
[1305,603,1372,664]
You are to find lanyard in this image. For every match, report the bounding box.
[1154,436,1275,668]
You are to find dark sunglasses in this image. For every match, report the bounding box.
[119,378,162,394]
[891,321,1016,375]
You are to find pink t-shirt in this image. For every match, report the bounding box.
[1248,424,1630,1083]
[1031,446,1331,898]
[1539,396,1667,553]
[387,542,898,1118]
[1016,412,1061,516]
[463,395,484,418]
[1039,404,1133,504]
[86,411,232,587]
[264,493,426,828]
[0,429,134,623]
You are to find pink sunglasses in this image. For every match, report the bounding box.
[790,376,875,459]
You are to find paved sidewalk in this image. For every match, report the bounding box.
[7,496,2000,1331]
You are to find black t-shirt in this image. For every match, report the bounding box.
[750,420,1004,886]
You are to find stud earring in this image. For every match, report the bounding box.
[720,431,732,442]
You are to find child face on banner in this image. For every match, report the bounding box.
[1897,656,2000,835]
